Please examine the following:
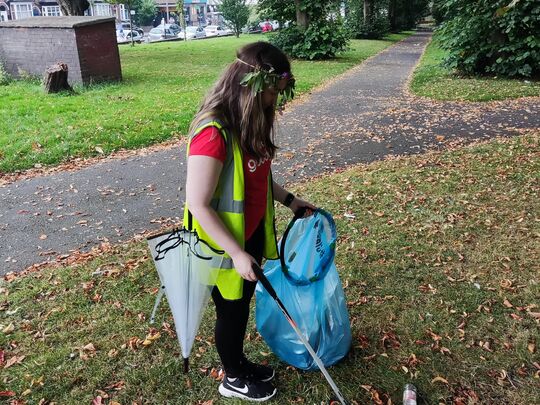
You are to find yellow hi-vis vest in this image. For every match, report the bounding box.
[183,118,279,300]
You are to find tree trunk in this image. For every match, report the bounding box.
[43,62,73,94]
[363,0,374,24]
[295,0,309,30]
[56,0,90,16]
[389,0,398,31]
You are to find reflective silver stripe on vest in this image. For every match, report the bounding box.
[210,198,244,213]
[211,255,234,269]
[192,118,243,215]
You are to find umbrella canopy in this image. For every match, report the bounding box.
[147,227,221,371]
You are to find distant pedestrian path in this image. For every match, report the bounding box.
[271,31,539,181]
[1,32,538,274]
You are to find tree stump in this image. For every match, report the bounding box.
[43,62,73,94]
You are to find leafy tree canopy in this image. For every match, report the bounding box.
[220,0,250,38]
[258,0,349,60]
[436,0,540,78]
[56,0,90,16]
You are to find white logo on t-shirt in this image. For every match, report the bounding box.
[247,157,268,173]
[247,159,257,173]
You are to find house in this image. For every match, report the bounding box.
[154,0,208,26]
[0,0,128,22]
[0,0,257,26]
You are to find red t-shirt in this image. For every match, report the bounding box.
[189,126,271,240]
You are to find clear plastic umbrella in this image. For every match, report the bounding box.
[147,225,222,372]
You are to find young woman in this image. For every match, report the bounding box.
[184,41,315,401]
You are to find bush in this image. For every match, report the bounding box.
[437,0,540,78]
[270,23,349,60]
[0,61,11,86]
[345,1,390,39]
[357,14,390,39]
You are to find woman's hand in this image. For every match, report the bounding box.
[289,196,317,217]
[231,250,258,282]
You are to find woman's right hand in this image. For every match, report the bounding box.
[231,251,258,282]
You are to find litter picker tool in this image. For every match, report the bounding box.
[252,262,348,405]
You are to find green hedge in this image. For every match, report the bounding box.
[437,0,540,78]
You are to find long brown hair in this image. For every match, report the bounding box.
[189,42,291,160]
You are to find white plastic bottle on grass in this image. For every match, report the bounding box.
[403,383,417,405]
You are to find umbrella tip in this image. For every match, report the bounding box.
[183,357,189,373]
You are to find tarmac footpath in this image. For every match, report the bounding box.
[1,31,538,274]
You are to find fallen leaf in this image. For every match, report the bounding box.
[528,342,536,354]
[142,331,161,346]
[356,334,370,349]
[4,355,25,368]
[2,323,14,334]
[104,380,125,391]
[0,391,16,397]
[503,298,513,308]
[83,343,97,352]
[95,146,104,154]
[431,376,449,384]
[39,234,48,240]
[92,396,104,405]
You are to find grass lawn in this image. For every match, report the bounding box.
[410,36,540,102]
[0,33,410,175]
[2,132,538,404]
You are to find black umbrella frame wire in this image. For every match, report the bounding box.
[151,227,224,262]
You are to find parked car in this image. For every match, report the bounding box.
[184,26,206,40]
[117,29,143,44]
[119,21,144,37]
[164,23,182,34]
[259,20,280,32]
[148,27,178,41]
[261,21,273,32]
[204,25,230,37]
[244,22,262,34]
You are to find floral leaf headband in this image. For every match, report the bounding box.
[237,58,295,109]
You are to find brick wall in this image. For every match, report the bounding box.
[0,17,122,85]
[0,27,83,82]
[76,23,121,84]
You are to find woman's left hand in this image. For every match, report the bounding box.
[289,196,317,217]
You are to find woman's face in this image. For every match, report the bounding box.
[262,78,289,109]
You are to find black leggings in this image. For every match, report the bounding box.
[211,221,264,377]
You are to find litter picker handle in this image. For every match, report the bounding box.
[252,262,276,297]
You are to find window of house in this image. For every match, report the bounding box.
[10,2,33,20]
[42,5,62,16]
[119,4,128,21]
[94,3,112,16]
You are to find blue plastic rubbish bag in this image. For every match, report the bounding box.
[255,209,351,370]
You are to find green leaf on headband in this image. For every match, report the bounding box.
[240,68,296,107]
